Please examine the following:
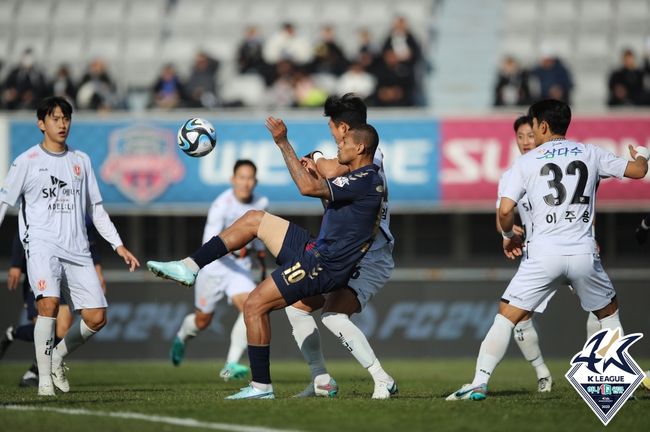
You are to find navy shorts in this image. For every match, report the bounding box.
[271,223,338,305]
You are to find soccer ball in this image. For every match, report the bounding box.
[177,118,217,157]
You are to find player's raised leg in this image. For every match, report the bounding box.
[148,211,286,285]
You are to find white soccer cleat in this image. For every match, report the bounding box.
[38,379,56,397]
[51,361,70,393]
[537,376,553,393]
[372,379,398,399]
[446,383,488,401]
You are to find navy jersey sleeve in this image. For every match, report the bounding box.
[10,232,25,268]
[326,170,376,202]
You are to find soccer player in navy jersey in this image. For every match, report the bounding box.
[148,119,384,399]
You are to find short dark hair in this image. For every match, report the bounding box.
[36,96,73,122]
[233,159,257,175]
[323,93,367,127]
[513,115,532,132]
[527,99,571,135]
[349,124,379,156]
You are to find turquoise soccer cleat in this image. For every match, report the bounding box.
[147,260,197,286]
[219,362,250,381]
[170,336,185,366]
[225,384,275,400]
[446,383,488,401]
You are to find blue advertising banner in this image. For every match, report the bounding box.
[9,117,441,213]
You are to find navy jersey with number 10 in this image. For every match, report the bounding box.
[317,164,384,285]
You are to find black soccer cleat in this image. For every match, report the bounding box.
[0,326,15,360]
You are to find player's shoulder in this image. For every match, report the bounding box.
[12,144,43,166]
[253,193,269,208]
[213,188,233,205]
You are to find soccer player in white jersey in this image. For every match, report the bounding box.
[171,160,268,381]
[285,93,397,399]
[0,97,139,396]
[448,99,648,401]
[495,115,553,392]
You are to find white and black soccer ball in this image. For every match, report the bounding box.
[177,117,217,157]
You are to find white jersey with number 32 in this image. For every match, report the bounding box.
[502,140,628,256]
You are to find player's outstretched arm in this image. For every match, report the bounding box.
[265,116,331,199]
[624,145,649,179]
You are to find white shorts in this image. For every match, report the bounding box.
[348,241,394,310]
[27,251,106,311]
[518,254,557,313]
[503,253,615,313]
[194,259,256,314]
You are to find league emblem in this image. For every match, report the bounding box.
[566,328,644,425]
[101,125,185,204]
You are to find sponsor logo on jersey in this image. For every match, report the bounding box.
[332,176,350,187]
[100,125,185,204]
[566,328,644,425]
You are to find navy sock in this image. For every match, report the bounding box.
[13,324,35,342]
[190,236,229,269]
[248,345,271,384]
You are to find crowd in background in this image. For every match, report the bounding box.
[0,16,426,111]
[494,45,650,107]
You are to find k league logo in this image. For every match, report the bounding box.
[566,328,644,426]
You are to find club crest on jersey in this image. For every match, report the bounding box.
[37,280,46,291]
[101,125,185,204]
[73,164,81,177]
[565,328,644,426]
[332,176,350,187]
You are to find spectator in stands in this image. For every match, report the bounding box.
[2,48,49,110]
[337,61,376,101]
[266,60,296,108]
[494,56,531,106]
[77,58,119,111]
[263,22,313,67]
[381,16,423,105]
[311,25,349,76]
[356,28,380,74]
[186,51,220,109]
[607,49,647,106]
[237,25,272,84]
[372,48,414,106]
[151,63,185,109]
[50,64,76,105]
[293,69,328,108]
[530,47,573,103]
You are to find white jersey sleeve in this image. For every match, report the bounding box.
[84,155,104,205]
[496,168,511,209]
[593,145,628,179]
[501,160,526,204]
[0,156,29,207]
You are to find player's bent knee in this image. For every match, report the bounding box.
[242,210,265,230]
[195,313,213,330]
[83,311,107,331]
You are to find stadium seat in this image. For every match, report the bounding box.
[0,0,17,27]
[9,36,48,65]
[220,73,267,107]
[90,0,126,34]
[575,33,611,62]
[612,32,647,59]
[578,0,613,29]
[501,34,536,63]
[540,0,578,26]
[51,0,89,35]
[167,0,211,36]
[48,36,85,65]
[86,37,123,63]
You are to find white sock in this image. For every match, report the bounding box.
[181,257,200,273]
[285,306,328,379]
[471,314,514,387]
[586,312,601,339]
[52,319,97,367]
[34,316,56,384]
[513,318,550,380]
[177,313,199,342]
[226,312,247,364]
[321,312,391,382]
[252,381,273,392]
[599,310,623,335]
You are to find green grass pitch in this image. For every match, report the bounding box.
[1,359,648,431]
